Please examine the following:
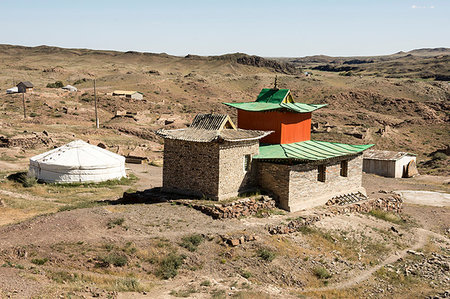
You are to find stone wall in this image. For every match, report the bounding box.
[288,154,365,211]
[268,195,403,234]
[256,162,291,210]
[162,139,260,200]
[162,139,220,198]
[257,154,365,212]
[172,195,276,219]
[218,141,259,199]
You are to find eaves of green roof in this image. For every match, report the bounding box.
[256,88,290,103]
[254,140,374,161]
[223,102,327,113]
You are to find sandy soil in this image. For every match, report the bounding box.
[395,190,450,207]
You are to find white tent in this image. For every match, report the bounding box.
[62,85,78,92]
[6,87,18,94]
[28,140,126,183]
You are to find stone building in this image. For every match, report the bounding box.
[157,87,374,212]
[156,114,271,200]
[224,87,374,212]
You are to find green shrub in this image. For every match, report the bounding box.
[107,218,125,229]
[241,271,252,279]
[46,81,64,88]
[256,248,276,262]
[96,253,128,267]
[156,253,184,279]
[200,280,211,287]
[114,277,142,291]
[31,258,48,265]
[433,152,447,161]
[180,234,203,252]
[29,112,38,117]
[313,266,332,279]
[7,172,37,187]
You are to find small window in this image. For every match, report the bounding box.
[244,154,252,172]
[318,165,326,182]
[340,160,348,177]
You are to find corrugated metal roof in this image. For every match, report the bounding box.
[256,88,290,103]
[18,81,33,88]
[156,128,272,143]
[255,140,374,161]
[190,113,236,130]
[363,150,416,161]
[223,102,327,113]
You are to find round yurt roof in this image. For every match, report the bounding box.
[30,140,124,170]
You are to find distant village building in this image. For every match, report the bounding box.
[112,90,143,100]
[157,87,374,212]
[62,85,78,92]
[363,150,418,178]
[17,81,34,93]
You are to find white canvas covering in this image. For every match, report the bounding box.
[6,87,18,94]
[62,85,77,92]
[28,140,126,183]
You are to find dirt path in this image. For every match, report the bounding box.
[302,227,449,292]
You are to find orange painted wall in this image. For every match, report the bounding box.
[237,110,312,144]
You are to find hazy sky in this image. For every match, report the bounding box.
[0,0,448,57]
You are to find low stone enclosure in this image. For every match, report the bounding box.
[267,194,403,235]
[122,189,403,235]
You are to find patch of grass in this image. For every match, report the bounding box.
[50,174,138,188]
[113,277,143,292]
[58,200,107,212]
[368,209,404,225]
[297,225,314,234]
[170,287,197,297]
[49,270,79,283]
[211,289,226,299]
[256,248,276,262]
[180,234,203,252]
[31,258,48,265]
[241,270,252,279]
[107,218,125,229]
[200,280,211,287]
[155,253,185,279]
[96,253,128,267]
[313,266,332,279]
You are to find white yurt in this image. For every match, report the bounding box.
[28,140,126,183]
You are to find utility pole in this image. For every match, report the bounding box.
[22,92,26,118]
[94,79,99,128]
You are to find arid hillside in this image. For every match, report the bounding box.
[0,44,448,174]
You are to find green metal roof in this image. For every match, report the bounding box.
[254,140,374,161]
[256,88,290,103]
[223,102,327,113]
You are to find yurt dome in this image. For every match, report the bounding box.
[28,140,126,183]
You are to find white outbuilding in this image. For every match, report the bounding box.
[62,85,78,92]
[363,150,418,178]
[28,140,126,183]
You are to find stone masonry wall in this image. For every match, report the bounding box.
[256,162,291,210]
[218,141,259,199]
[162,139,220,198]
[288,154,364,211]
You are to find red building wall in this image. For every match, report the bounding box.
[237,110,311,144]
